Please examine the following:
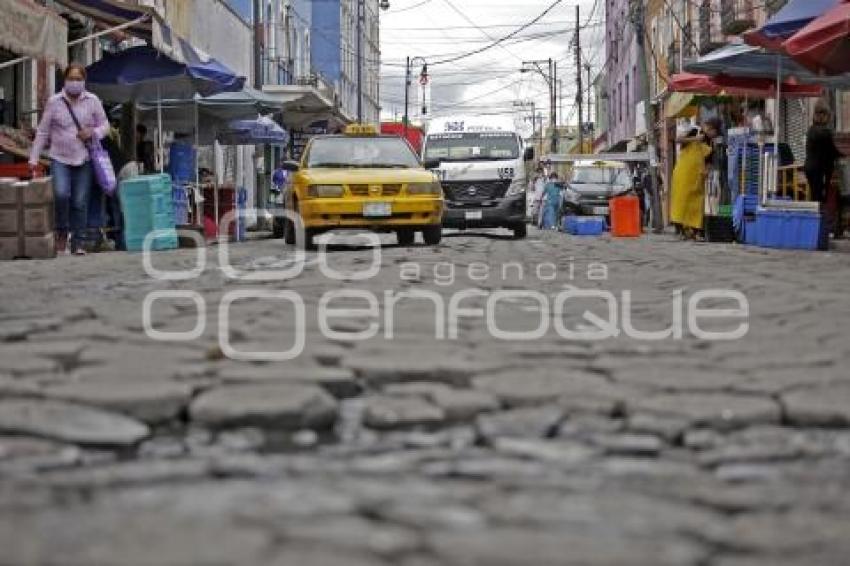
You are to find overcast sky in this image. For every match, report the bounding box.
[378,0,605,129]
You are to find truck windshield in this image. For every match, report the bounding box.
[571,168,622,184]
[306,137,421,169]
[423,132,519,161]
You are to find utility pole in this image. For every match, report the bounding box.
[552,60,558,153]
[284,3,293,84]
[253,0,262,89]
[356,0,363,122]
[575,5,583,154]
[631,0,664,232]
[403,56,410,137]
[585,63,593,149]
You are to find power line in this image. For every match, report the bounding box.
[439,0,524,63]
[428,0,565,66]
[386,0,435,14]
[384,19,603,32]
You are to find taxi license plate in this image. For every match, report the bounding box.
[363,202,392,217]
[465,210,483,220]
[592,206,609,215]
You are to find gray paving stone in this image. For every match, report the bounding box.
[216,362,360,398]
[589,433,663,457]
[428,528,705,566]
[476,405,564,440]
[0,374,41,397]
[0,399,149,446]
[782,382,850,426]
[362,395,446,430]
[472,369,625,411]
[429,388,501,421]
[279,516,422,557]
[42,379,192,424]
[344,351,497,387]
[630,393,781,430]
[190,383,338,430]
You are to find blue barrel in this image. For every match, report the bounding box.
[172,184,190,225]
[236,187,248,241]
[168,142,196,183]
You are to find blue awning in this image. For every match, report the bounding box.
[684,43,850,88]
[86,45,245,101]
[744,0,839,46]
[54,0,157,39]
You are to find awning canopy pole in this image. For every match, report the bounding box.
[0,15,149,71]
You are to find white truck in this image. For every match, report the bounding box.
[422,116,534,238]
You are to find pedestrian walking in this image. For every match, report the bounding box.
[805,102,842,236]
[135,123,156,174]
[29,62,109,255]
[533,169,546,228]
[670,119,719,240]
[540,172,561,230]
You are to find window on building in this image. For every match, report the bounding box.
[618,82,623,123]
[633,65,637,101]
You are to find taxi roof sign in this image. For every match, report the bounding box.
[344,124,378,136]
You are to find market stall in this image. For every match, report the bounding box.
[135,89,285,241]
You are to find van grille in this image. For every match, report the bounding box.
[442,180,511,202]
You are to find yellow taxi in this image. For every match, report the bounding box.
[279,124,444,248]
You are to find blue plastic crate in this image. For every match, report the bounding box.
[754,209,827,251]
[564,215,606,236]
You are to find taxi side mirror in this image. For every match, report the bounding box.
[523,147,535,161]
[422,158,441,170]
[281,160,300,172]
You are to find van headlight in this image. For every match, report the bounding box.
[506,178,526,196]
[407,182,442,195]
[307,184,344,198]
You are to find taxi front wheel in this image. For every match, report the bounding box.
[396,229,415,246]
[422,225,442,246]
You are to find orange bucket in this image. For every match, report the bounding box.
[610,195,642,237]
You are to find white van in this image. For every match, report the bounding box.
[423,116,534,238]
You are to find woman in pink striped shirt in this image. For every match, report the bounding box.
[29,63,109,255]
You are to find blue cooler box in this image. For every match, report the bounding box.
[564,215,606,236]
[754,209,827,251]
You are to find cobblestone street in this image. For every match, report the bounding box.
[2,229,850,565]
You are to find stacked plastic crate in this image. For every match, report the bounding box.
[119,174,179,252]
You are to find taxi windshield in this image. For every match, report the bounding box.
[305,137,421,169]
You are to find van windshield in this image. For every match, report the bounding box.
[571,167,626,184]
[424,132,519,162]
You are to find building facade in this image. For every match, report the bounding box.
[312,0,381,124]
[604,0,640,151]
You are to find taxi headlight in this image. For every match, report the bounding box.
[307,184,344,198]
[407,182,442,195]
[506,178,526,196]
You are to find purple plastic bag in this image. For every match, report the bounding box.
[61,98,117,195]
[88,138,117,196]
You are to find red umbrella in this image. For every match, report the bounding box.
[784,2,850,75]
[669,73,823,98]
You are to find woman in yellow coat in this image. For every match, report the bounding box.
[670,119,719,239]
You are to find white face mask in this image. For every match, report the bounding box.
[64,80,85,96]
